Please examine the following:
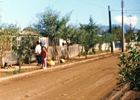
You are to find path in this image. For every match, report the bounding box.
[0,56,120,100]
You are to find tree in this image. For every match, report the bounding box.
[112,26,122,41]
[98,36,104,51]
[35,7,70,60]
[103,32,116,51]
[0,35,12,68]
[71,28,82,44]
[0,24,19,69]
[12,34,38,70]
[23,26,36,32]
[1,24,19,35]
[79,16,100,58]
[125,27,135,42]
[136,30,140,41]
[61,25,75,59]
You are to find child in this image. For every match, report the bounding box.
[41,46,47,69]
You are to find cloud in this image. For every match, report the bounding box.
[114,15,138,26]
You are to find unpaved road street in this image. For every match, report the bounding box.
[0,56,120,100]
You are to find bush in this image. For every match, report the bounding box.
[5,70,25,75]
[95,51,100,54]
[101,50,110,52]
[13,70,24,74]
[78,52,86,56]
[118,45,140,90]
[88,52,93,55]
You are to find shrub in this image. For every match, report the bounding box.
[118,45,140,90]
[95,51,100,54]
[78,52,86,56]
[5,70,25,75]
[88,52,93,55]
[13,70,24,74]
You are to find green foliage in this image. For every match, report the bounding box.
[61,25,75,42]
[136,30,140,41]
[95,51,100,54]
[112,26,122,41]
[0,35,12,68]
[12,34,38,68]
[0,24,19,68]
[0,24,20,35]
[5,70,25,75]
[88,52,93,55]
[23,26,36,32]
[13,70,25,74]
[61,25,75,59]
[98,36,104,51]
[103,32,115,43]
[35,7,71,60]
[78,52,86,56]
[71,28,82,44]
[125,27,135,42]
[79,16,100,58]
[118,43,140,90]
[35,7,70,40]
[103,32,116,51]
[102,50,110,52]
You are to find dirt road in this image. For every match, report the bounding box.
[0,56,120,100]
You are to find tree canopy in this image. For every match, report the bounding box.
[79,16,100,58]
[35,7,71,60]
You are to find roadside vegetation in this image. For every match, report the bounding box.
[1,70,25,76]
[78,50,110,57]
[118,34,140,90]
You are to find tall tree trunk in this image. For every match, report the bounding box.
[52,40,56,60]
[52,38,58,61]
[66,42,69,59]
[54,39,58,61]
[28,57,31,64]
[78,44,81,58]
[85,51,88,59]
[92,47,95,54]
[19,62,22,71]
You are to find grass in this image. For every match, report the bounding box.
[78,50,110,56]
[4,70,25,75]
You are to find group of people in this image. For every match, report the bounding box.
[34,41,47,69]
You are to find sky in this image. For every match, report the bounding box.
[0,0,140,30]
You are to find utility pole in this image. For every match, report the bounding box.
[0,1,2,29]
[108,6,113,53]
[122,0,124,52]
[128,15,132,29]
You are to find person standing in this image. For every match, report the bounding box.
[40,42,42,47]
[35,41,42,66]
[41,46,47,69]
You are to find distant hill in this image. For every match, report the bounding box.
[101,24,139,33]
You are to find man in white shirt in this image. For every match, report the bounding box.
[35,41,42,66]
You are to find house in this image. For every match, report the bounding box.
[39,37,67,48]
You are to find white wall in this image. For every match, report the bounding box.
[40,37,47,48]
[59,39,66,46]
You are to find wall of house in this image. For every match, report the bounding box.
[47,44,82,59]
[0,42,129,67]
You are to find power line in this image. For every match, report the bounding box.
[125,13,140,15]
[77,0,106,9]
[112,10,140,12]
[53,0,61,6]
